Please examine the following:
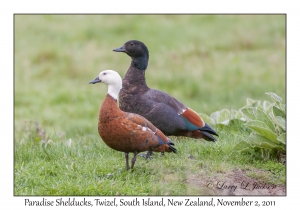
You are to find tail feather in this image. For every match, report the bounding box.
[154,130,177,153]
[201,131,217,142]
[167,138,175,146]
[199,123,219,136]
[167,138,177,153]
[167,142,177,153]
[180,108,219,142]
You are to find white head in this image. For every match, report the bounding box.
[89,70,122,100]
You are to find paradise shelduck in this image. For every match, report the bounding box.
[113,40,219,146]
[89,70,177,170]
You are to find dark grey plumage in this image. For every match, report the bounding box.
[113,40,218,142]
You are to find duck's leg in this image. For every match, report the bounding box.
[146,151,153,159]
[125,152,129,170]
[144,151,164,158]
[131,151,138,169]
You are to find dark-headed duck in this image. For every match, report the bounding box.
[113,40,218,146]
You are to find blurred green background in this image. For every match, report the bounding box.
[14,14,285,138]
[14,14,286,196]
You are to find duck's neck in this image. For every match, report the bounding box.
[122,55,150,91]
[100,94,121,119]
[131,55,148,71]
[122,67,150,91]
[108,84,121,101]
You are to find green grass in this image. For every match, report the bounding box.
[14,14,286,195]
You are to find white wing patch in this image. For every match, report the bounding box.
[137,125,153,132]
[178,108,187,115]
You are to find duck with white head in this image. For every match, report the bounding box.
[89,70,177,170]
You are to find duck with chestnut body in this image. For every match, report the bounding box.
[89,70,177,170]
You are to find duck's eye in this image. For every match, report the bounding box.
[130,42,134,46]
[103,72,107,75]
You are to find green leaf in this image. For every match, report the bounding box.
[234,140,252,152]
[280,104,286,114]
[247,133,283,150]
[241,107,275,131]
[231,109,243,119]
[245,98,262,108]
[246,98,257,106]
[210,111,220,124]
[219,109,231,123]
[272,116,286,131]
[240,107,256,121]
[252,101,262,109]
[255,108,275,131]
[274,125,284,136]
[210,109,231,124]
[262,100,273,115]
[265,92,282,107]
[273,106,286,118]
[245,120,278,142]
[230,109,238,119]
[277,133,286,145]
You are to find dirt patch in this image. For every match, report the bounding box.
[187,169,286,196]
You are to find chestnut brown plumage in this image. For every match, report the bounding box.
[89,70,176,170]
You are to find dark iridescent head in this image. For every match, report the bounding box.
[113,40,149,62]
